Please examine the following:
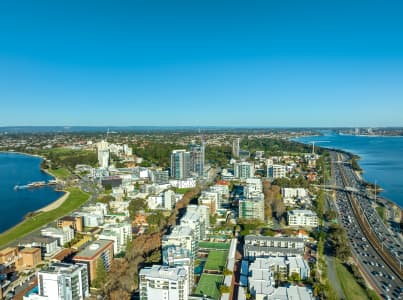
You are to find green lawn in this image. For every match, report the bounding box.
[334,260,368,300]
[204,250,228,271]
[194,274,223,300]
[199,241,230,250]
[47,167,70,179]
[0,188,89,247]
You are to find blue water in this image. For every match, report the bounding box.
[0,152,65,233]
[294,133,403,207]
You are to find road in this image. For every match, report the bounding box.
[330,151,402,300]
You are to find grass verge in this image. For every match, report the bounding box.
[0,188,89,247]
[334,259,368,300]
[47,167,70,179]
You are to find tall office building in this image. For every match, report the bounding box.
[189,142,205,177]
[139,265,189,300]
[97,140,109,169]
[27,263,89,300]
[170,150,191,180]
[232,137,240,158]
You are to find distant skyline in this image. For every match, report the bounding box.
[1,1,403,127]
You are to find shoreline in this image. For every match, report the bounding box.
[35,191,69,213]
[0,151,69,235]
[292,139,402,210]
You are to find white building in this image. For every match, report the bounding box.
[162,226,197,257]
[97,140,109,169]
[288,210,318,227]
[162,246,194,292]
[77,203,108,227]
[163,190,176,210]
[267,164,286,180]
[209,184,230,208]
[247,258,313,300]
[99,222,132,254]
[244,236,305,260]
[282,188,309,206]
[234,161,255,179]
[41,227,74,246]
[169,178,196,189]
[170,150,191,180]
[198,191,219,214]
[139,265,189,300]
[181,205,210,241]
[239,195,265,221]
[24,263,89,300]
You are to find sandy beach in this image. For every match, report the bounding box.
[35,191,69,213]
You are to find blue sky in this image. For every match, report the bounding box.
[1,0,402,127]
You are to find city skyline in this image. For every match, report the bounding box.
[1,1,403,127]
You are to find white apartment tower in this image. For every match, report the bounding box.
[139,265,189,300]
[97,140,109,169]
[170,150,191,180]
[35,263,89,300]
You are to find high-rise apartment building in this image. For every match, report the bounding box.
[139,265,189,300]
[232,138,240,158]
[189,142,205,177]
[97,140,109,169]
[27,263,89,300]
[234,161,255,179]
[170,150,191,180]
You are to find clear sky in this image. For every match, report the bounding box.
[1,0,402,127]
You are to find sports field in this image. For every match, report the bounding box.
[204,250,228,271]
[198,241,230,250]
[194,274,223,300]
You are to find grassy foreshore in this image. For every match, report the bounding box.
[0,188,89,247]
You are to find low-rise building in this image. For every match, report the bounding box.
[41,227,74,246]
[17,247,42,270]
[18,236,59,258]
[57,215,83,232]
[288,210,318,227]
[244,235,305,260]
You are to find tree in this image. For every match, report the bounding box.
[289,272,300,282]
[93,258,108,288]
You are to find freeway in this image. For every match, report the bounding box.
[330,151,402,300]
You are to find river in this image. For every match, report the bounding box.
[0,152,65,233]
[294,132,403,208]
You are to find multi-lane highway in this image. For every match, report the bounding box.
[330,151,402,300]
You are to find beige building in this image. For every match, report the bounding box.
[73,240,113,284]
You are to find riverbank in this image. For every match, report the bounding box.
[0,188,89,248]
[35,191,70,213]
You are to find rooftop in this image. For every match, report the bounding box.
[74,240,113,260]
[139,264,187,281]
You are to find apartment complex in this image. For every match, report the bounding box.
[73,240,113,284]
[139,265,189,300]
[287,210,318,227]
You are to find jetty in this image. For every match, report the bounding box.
[14,180,58,190]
